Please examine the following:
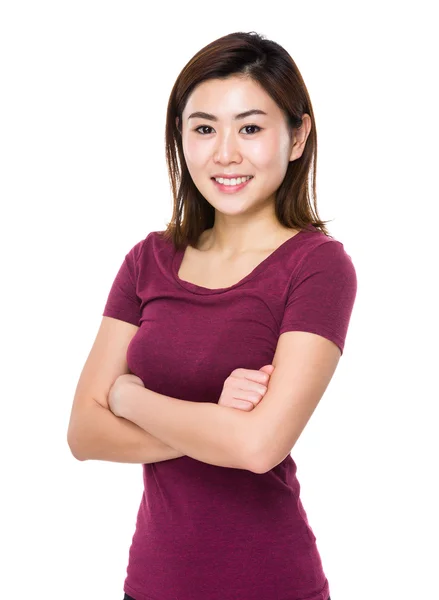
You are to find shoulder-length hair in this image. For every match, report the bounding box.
[160,31,332,250]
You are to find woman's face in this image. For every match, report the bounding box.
[180,76,309,216]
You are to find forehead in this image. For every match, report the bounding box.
[183,76,280,119]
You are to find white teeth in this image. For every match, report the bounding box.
[214,176,252,185]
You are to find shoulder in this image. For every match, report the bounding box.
[126,230,160,261]
[290,231,357,296]
[297,228,355,271]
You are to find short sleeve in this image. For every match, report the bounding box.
[102,238,146,327]
[279,240,357,355]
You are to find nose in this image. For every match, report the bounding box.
[213,131,242,164]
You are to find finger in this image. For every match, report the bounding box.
[232,399,255,410]
[248,372,269,384]
[239,369,269,384]
[239,381,268,395]
[237,400,254,410]
[233,390,263,404]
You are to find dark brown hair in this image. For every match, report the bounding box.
[160,31,332,250]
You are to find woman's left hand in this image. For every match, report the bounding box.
[108,373,145,417]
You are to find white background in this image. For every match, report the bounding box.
[1,1,438,599]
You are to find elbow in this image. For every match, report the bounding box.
[246,434,292,474]
[67,402,97,461]
[240,414,268,474]
[249,457,268,474]
[68,442,85,461]
[242,438,266,474]
[252,446,296,475]
[71,450,86,462]
[67,430,87,461]
[251,454,269,474]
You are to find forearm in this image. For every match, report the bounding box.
[120,385,255,471]
[72,401,185,464]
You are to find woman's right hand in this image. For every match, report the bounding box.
[218,364,275,411]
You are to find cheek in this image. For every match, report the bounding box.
[250,136,287,169]
[183,137,209,166]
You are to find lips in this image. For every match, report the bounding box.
[211,175,254,179]
[211,176,253,193]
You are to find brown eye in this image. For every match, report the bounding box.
[242,125,261,134]
[194,125,262,135]
[195,126,214,135]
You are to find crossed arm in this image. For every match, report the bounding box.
[114,383,259,472]
[111,331,341,475]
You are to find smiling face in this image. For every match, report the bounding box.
[180,75,307,217]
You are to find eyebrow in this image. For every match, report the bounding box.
[187,109,268,122]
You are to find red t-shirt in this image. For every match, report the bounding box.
[103,225,357,600]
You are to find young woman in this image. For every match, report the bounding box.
[69,30,356,600]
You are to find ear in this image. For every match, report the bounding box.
[289,114,312,162]
[175,116,180,132]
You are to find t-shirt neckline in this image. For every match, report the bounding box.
[171,227,311,295]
